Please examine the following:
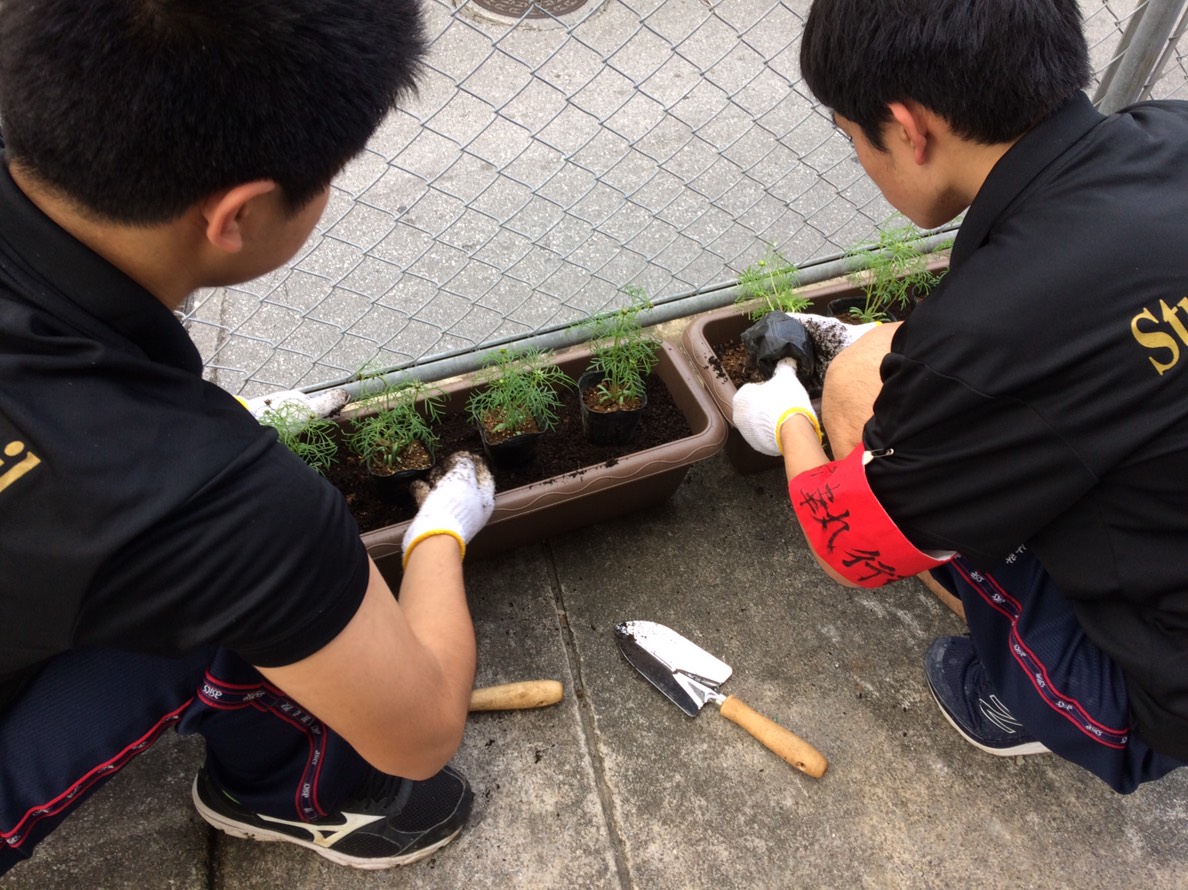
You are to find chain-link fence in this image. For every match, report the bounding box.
[182,0,1188,397]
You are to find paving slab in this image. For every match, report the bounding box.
[203,546,619,890]
[3,453,1186,889]
[552,454,1188,890]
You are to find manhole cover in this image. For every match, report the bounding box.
[470,0,589,18]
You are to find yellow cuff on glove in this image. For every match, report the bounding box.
[401,529,466,568]
[775,407,823,453]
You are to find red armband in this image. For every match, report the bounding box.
[789,445,952,588]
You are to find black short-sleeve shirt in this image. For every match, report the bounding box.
[862,94,1188,759]
[0,160,370,707]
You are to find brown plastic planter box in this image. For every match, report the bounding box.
[681,260,948,474]
[362,339,727,578]
[682,307,786,475]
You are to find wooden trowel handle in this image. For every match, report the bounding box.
[469,680,564,712]
[719,695,828,778]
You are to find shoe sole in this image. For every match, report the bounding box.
[192,777,462,870]
[926,682,1051,758]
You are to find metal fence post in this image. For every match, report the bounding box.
[1094,0,1188,112]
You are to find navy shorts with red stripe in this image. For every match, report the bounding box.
[930,547,1183,793]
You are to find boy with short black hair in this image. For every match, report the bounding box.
[0,0,494,873]
[734,0,1187,791]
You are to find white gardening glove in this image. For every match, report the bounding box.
[401,452,496,566]
[786,314,881,392]
[240,388,351,424]
[731,358,822,457]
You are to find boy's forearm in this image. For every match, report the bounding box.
[780,415,862,588]
[397,536,477,707]
[780,413,830,478]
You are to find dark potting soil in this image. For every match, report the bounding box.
[709,340,764,389]
[708,303,878,390]
[708,330,842,459]
[324,371,693,534]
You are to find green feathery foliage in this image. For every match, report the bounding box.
[844,218,944,322]
[735,246,810,320]
[346,379,444,470]
[466,347,572,437]
[256,400,340,476]
[577,285,660,408]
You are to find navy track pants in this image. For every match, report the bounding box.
[931,547,1184,793]
[0,647,368,874]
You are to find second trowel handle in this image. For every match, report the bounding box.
[469,680,563,711]
[718,695,828,779]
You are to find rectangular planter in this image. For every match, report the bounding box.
[680,259,949,474]
[361,339,727,580]
[682,307,785,474]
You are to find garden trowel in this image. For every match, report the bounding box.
[614,620,828,778]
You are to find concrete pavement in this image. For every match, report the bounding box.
[4,428,1186,889]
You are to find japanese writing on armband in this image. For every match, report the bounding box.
[789,446,950,588]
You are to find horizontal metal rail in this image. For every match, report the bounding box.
[333,228,958,400]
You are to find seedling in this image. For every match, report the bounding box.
[256,398,340,476]
[466,347,572,444]
[346,378,444,474]
[576,285,661,409]
[735,247,810,320]
[844,218,943,322]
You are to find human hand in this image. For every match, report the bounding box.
[731,358,821,457]
[241,388,350,423]
[402,452,496,566]
[784,313,880,392]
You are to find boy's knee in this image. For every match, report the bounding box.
[820,322,899,456]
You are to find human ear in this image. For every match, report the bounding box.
[200,180,277,252]
[887,102,930,166]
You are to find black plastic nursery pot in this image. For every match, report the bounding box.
[825,295,872,321]
[576,369,647,446]
[682,309,786,475]
[478,424,543,469]
[680,258,948,475]
[366,448,433,509]
[360,339,727,583]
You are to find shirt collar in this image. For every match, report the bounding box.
[0,158,202,374]
[951,92,1105,269]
